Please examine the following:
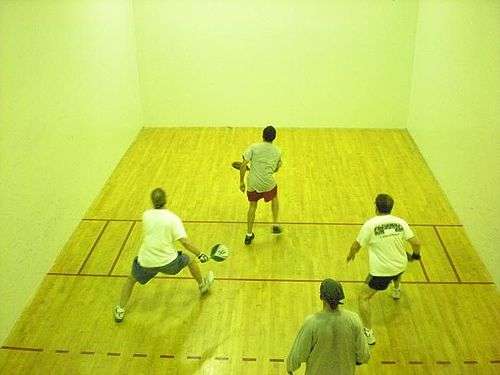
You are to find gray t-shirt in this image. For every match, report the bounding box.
[243,142,281,192]
[287,309,370,375]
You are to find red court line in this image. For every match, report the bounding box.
[108,221,135,275]
[1,346,43,352]
[45,272,494,285]
[0,347,496,366]
[81,217,463,228]
[77,221,109,274]
[433,227,462,283]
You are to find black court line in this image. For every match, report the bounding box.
[215,357,229,361]
[55,349,69,354]
[80,351,95,355]
[82,217,463,228]
[433,227,462,283]
[269,358,284,363]
[418,258,430,282]
[108,221,135,276]
[133,353,148,358]
[187,355,201,360]
[242,357,257,362]
[107,352,121,357]
[159,354,175,359]
[381,361,397,364]
[45,272,495,285]
[77,221,109,274]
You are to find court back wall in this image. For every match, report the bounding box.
[133,0,419,128]
[0,0,142,345]
[408,0,500,287]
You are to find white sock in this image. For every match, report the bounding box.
[246,233,253,237]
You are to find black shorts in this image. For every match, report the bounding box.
[131,252,190,285]
[366,272,403,291]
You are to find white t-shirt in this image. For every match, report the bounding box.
[137,208,187,268]
[356,214,414,276]
[243,142,281,193]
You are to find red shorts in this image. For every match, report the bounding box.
[247,186,278,202]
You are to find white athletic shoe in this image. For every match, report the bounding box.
[114,306,125,323]
[199,271,215,294]
[363,327,376,345]
[392,288,401,300]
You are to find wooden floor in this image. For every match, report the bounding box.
[1,128,498,374]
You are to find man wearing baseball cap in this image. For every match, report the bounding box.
[287,279,370,375]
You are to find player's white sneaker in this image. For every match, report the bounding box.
[114,306,125,323]
[363,327,376,345]
[199,271,214,294]
[392,287,401,300]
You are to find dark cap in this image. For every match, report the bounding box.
[320,278,345,304]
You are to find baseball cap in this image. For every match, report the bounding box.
[320,278,345,304]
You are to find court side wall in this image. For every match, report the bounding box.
[0,1,142,344]
[407,0,500,287]
[133,0,418,128]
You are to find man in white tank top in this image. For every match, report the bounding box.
[346,194,421,345]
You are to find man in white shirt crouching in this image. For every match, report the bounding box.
[113,188,214,322]
[346,194,421,345]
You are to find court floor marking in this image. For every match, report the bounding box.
[45,272,494,285]
[108,221,135,276]
[66,220,485,285]
[77,221,109,275]
[434,226,462,282]
[1,346,498,366]
[81,218,463,228]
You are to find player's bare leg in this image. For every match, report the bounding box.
[114,276,137,322]
[119,275,137,308]
[271,196,281,234]
[186,255,203,284]
[392,275,401,299]
[245,201,258,244]
[358,284,378,344]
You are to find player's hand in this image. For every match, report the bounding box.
[406,252,421,261]
[239,182,245,193]
[197,253,209,263]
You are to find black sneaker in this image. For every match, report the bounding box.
[272,225,282,234]
[244,233,255,245]
[232,161,250,171]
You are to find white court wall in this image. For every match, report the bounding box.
[0,0,142,344]
[133,0,419,128]
[408,0,500,287]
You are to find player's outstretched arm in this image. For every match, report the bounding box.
[178,237,209,262]
[347,241,361,262]
[239,159,249,192]
[407,237,421,260]
[274,159,282,173]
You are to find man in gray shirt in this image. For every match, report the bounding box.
[287,279,370,375]
[232,125,282,245]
